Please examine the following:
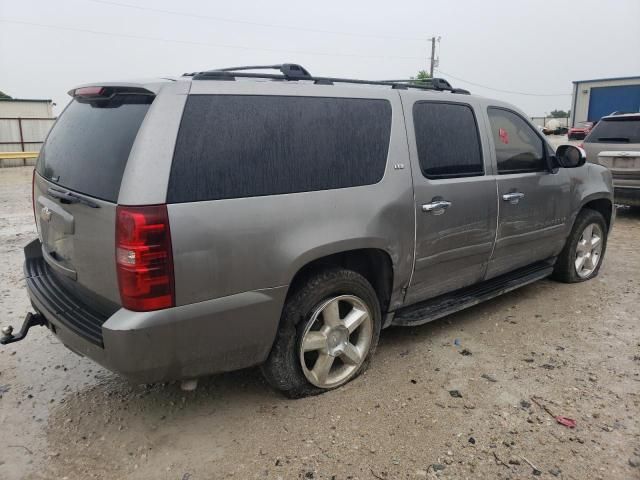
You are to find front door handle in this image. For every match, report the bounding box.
[422,200,452,215]
[502,192,525,204]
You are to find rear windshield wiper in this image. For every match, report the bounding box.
[597,137,630,143]
[47,187,100,208]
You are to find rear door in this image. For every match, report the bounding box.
[34,89,154,304]
[402,96,497,303]
[485,107,570,279]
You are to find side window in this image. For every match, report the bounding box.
[487,107,546,174]
[413,102,484,179]
[167,95,392,203]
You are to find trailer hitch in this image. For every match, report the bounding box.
[1,313,46,345]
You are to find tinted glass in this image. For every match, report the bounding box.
[413,102,483,179]
[585,117,640,143]
[488,108,546,174]
[37,96,152,202]
[168,95,392,202]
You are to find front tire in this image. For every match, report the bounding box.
[552,208,608,283]
[261,268,381,398]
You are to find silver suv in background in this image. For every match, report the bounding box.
[583,113,640,207]
[1,64,614,398]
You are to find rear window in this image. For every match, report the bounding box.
[37,95,152,202]
[585,117,640,143]
[167,95,392,203]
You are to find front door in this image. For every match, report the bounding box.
[403,98,497,304]
[485,107,570,279]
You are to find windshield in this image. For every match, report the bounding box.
[37,94,152,202]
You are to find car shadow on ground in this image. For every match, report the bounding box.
[615,204,640,220]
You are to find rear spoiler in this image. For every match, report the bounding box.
[69,85,155,99]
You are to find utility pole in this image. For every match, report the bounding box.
[429,36,436,77]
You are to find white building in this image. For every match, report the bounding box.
[0,97,55,166]
[0,97,53,118]
[570,76,640,126]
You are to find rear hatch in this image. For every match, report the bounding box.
[34,86,154,306]
[584,115,640,185]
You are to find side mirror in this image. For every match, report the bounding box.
[555,145,586,168]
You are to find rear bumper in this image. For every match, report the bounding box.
[614,186,640,207]
[24,239,287,383]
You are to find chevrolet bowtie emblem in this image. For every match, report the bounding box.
[40,206,52,222]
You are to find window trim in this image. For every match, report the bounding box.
[487,106,550,175]
[412,100,485,180]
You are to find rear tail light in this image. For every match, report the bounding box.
[116,205,175,311]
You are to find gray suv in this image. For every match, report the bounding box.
[583,113,640,207]
[2,64,615,397]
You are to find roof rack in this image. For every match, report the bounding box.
[183,64,469,94]
[381,78,470,95]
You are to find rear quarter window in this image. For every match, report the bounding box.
[37,95,152,202]
[167,95,392,203]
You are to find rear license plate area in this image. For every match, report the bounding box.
[613,157,639,168]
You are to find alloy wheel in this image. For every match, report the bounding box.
[299,295,373,389]
[575,222,603,278]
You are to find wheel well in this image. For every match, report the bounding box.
[288,249,394,313]
[582,198,613,230]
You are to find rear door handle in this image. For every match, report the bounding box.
[422,200,452,215]
[502,192,525,204]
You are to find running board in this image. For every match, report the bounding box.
[392,260,555,327]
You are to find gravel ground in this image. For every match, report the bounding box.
[0,166,638,480]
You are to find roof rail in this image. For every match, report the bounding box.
[184,64,470,94]
[216,64,312,80]
[184,63,312,81]
[381,78,470,94]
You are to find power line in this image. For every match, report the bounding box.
[85,0,430,42]
[436,69,572,97]
[0,18,424,61]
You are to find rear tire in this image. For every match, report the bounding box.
[261,268,381,398]
[552,209,608,283]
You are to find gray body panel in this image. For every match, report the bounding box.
[27,268,287,383]
[118,79,191,205]
[23,76,615,384]
[487,170,571,278]
[169,80,414,308]
[34,173,121,304]
[478,100,588,279]
[398,92,498,302]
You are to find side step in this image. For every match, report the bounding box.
[393,260,555,327]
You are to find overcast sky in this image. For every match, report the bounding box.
[1,0,639,116]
